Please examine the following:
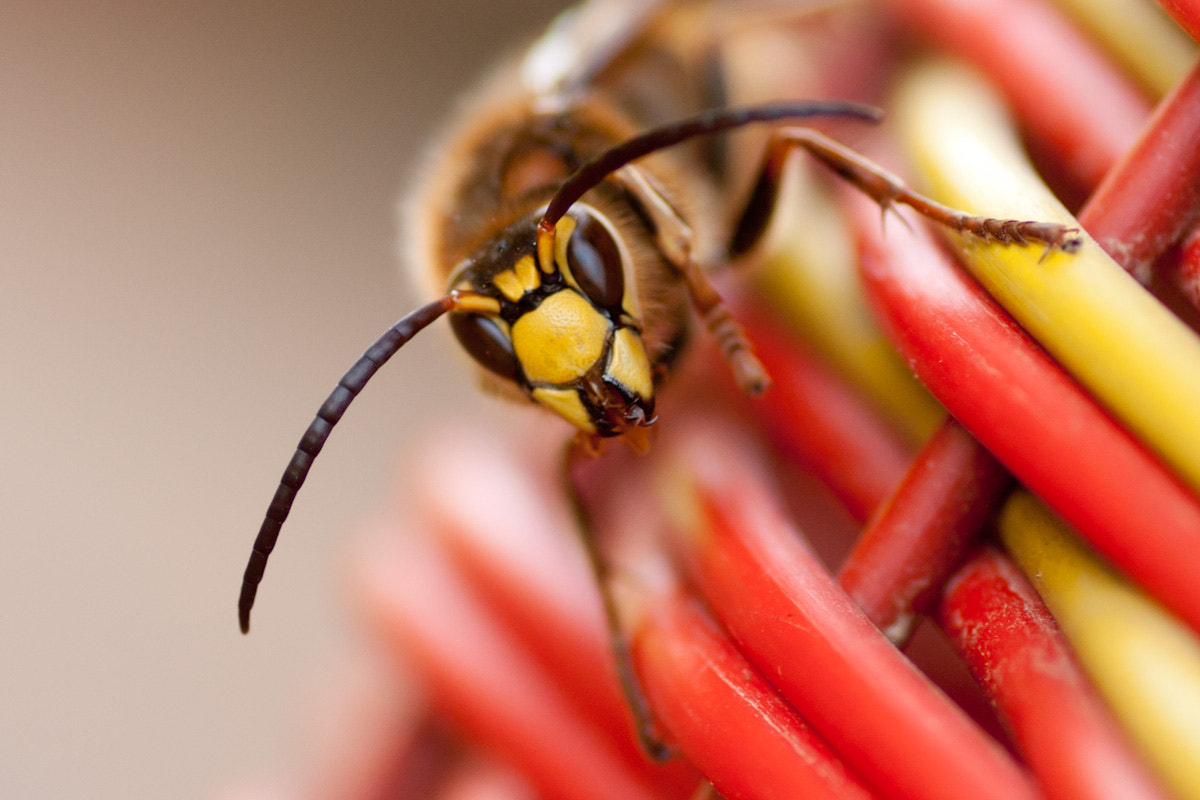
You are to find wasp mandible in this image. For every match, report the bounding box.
[238,0,1078,635]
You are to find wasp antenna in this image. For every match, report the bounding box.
[537,100,883,239]
[239,293,468,633]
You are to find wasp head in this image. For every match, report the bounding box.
[446,204,656,445]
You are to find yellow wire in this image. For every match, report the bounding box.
[755,166,944,445]
[1000,492,1200,800]
[1047,0,1197,98]
[893,61,1200,496]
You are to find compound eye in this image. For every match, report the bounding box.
[566,212,625,312]
[449,313,521,383]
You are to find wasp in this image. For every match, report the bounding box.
[239,0,1077,652]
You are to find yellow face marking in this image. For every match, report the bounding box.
[514,254,540,292]
[453,293,501,314]
[536,216,574,275]
[553,215,576,276]
[532,386,595,432]
[544,214,576,280]
[493,270,524,302]
[493,255,542,303]
[605,327,654,401]
[511,290,610,385]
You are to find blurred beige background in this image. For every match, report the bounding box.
[0,1,564,797]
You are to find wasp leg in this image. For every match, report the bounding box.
[614,165,771,396]
[561,437,675,761]
[728,127,1082,258]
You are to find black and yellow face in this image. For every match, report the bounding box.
[446,204,656,442]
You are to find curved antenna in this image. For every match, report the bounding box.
[536,99,883,262]
[239,292,480,633]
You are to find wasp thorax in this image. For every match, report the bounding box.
[447,205,655,438]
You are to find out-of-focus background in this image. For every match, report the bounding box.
[0,2,564,797]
